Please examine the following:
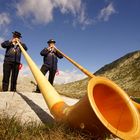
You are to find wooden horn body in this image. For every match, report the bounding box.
[51,77,140,139]
[17,42,140,139]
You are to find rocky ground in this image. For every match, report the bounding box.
[0,91,78,124]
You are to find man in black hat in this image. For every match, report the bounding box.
[35,39,63,93]
[1,31,27,92]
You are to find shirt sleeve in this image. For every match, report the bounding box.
[40,48,50,56]
[1,40,13,48]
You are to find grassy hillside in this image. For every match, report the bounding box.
[95,50,140,92]
[55,50,140,98]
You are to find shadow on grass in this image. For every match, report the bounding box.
[17,92,54,124]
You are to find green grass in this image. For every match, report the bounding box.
[130,97,140,103]
[0,114,105,140]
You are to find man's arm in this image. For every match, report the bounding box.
[21,43,27,51]
[1,40,13,48]
[55,50,63,59]
[40,48,50,56]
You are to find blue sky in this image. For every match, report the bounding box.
[0,0,140,84]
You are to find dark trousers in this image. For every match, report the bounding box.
[36,64,56,92]
[2,62,19,91]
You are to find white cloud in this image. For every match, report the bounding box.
[0,12,11,28]
[16,0,53,24]
[0,55,4,75]
[0,62,3,73]
[0,37,4,50]
[0,54,4,72]
[15,0,91,27]
[0,37,4,44]
[0,54,4,62]
[19,65,86,84]
[0,12,10,37]
[0,40,4,72]
[19,64,32,77]
[97,3,116,22]
[54,69,86,84]
[53,0,93,27]
[53,0,81,15]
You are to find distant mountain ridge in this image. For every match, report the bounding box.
[94,50,140,92]
[55,50,140,98]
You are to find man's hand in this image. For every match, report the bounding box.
[47,45,56,52]
[11,38,20,45]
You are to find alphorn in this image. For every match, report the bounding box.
[55,47,140,112]
[17,41,140,140]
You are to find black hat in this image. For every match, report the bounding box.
[12,31,22,38]
[47,39,56,44]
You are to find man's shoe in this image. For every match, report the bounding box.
[33,90,41,93]
[10,89,17,92]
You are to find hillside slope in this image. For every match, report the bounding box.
[56,50,140,98]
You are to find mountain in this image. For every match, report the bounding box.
[55,50,140,98]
